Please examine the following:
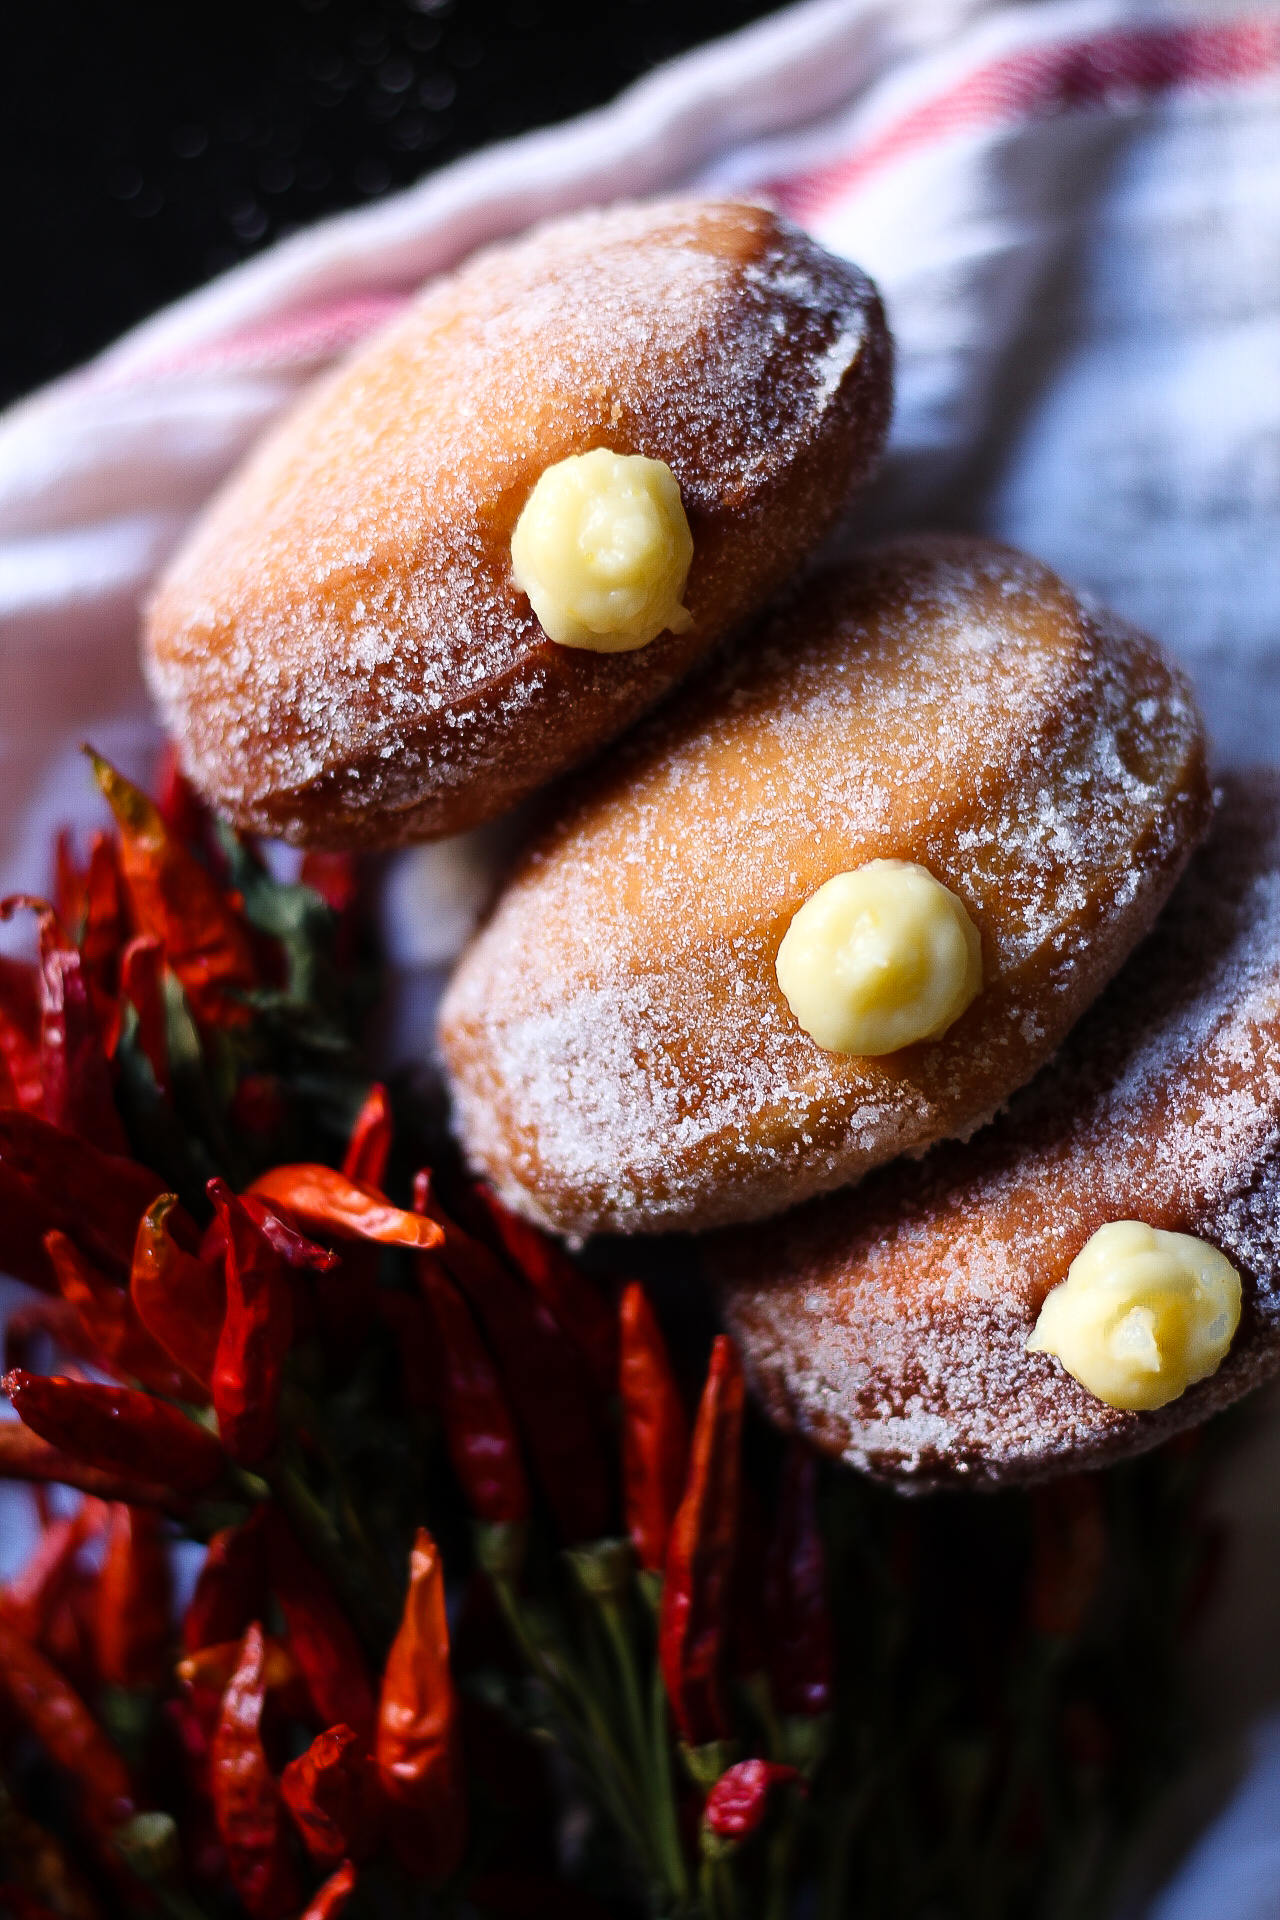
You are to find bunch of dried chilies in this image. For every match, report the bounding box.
[0,748,1230,1920]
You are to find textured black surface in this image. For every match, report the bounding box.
[1,0,788,409]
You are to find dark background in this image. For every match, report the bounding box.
[2,0,788,410]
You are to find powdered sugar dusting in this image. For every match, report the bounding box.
[145,199,889,845]
[714,774,1280,1484]
[441,537,1208,1234]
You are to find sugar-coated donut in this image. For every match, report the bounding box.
[440,537,1210,1236]
[711,775,1280,1485]
[144,199,891,847]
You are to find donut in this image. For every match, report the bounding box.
[143,199,891,847]
[710,773,1280,1485]
[440,537,1210,1236]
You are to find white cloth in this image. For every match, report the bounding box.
[1144,1713,1280,1920]
[2,1,1280,1907]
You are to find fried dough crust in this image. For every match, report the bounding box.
[440,537,1210,1234]
[712,774,1280,1485]
[144,199,891,847]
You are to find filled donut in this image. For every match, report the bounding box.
[440,537,1210,1236]
[711,773,1280,1485]
[144,198,891,847]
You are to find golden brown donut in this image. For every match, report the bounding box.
[710,774,1280,1486]
[144,199,891,847]
[440,537,1210,1236]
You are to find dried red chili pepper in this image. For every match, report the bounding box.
[45,1230,205,1401]
[3,1371,224,1495]
[178,1636,307,1716]
[0,1501,104,1645]
[42,1542,105,1702]
[618,1282,688,1572]
[240,1196,338,1271]
[263,1510,376,1743]
[0,1620,135,1829]
[0,1108,175,1280]
[418,1175,608,1545]
[87,749,259,1029]
[300,852,359,917]
[249,1167,400,1381]
[40,909,124,1152]
[208,1179,293,1467]
[155,740,211,850]
[199,1210,228,1270]
[300,851,361,969]
[96,1502,172,1689]
[130,1195,226,1391]
[80,833,124,1005]
[0,899,125,1156]
[0,1047,20,1112]
[415,1252,529,1524]
[764,1443,832,1719]
[249,1163,442,1248]
[703,1760,802,1840]
[233,1194,334,1356]
[0,954,44,1116]
[183,1514,269,1654]
[258,1136,381,1381]
[302,1860,358,1920]
[376,1527,468,1882]
[658,1336,745,1748]
[473,1185,617,1400]
[209,1622,301,1918]
[0,1420,178,1508]
[54,829,88,939]
[117,935,168,1092]
[281,1723,380,1869]
[162,1687,225,1883]
[342,1083,392,1190]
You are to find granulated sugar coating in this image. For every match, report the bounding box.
[440,537,1210,1236]
[712,773,1280,1485]
[144,199,891,847]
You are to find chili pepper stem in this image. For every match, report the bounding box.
[552,1636,671,1893]
[138,1884,207,1920]
[282,1385,400,1612]
[650,1629,691,1909]
[265,1458,390,1654]
[764,1799,801,1920]
[491,1573,664,1890]
[601,1597,658,1799]
[700,1853,739,1920]
[638,1567,665,1619]
[597,1590,692,1908]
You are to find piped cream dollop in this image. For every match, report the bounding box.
[510,448,694,653]
[774,859,982,1056]
[1027,1221,1241,1411]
